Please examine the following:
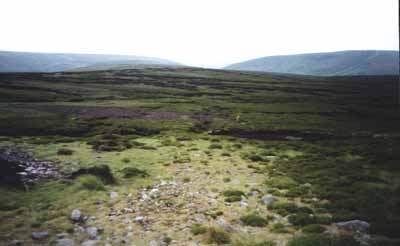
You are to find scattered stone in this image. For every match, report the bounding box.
[231,179,241,185]
[86,227,98,239]
[240,199,248,208]
[31,231,49,240]
[149,240,158,246]
[55,239,75,246]
[262,194,276,206]
[135,216,145,223]
[149,188,160,198]
[336,220,370,232]
[216,217,234,232]
[81,240,100,246]
[8,240,23,246]
[140,192,151,201]
[110,191,118,199]
[71,209,82,222]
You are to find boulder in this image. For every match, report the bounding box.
[86,227,98,239]
[336,220,370,232]
[31,231,49,240]
[71,209,82,222]
[262,194,276,206]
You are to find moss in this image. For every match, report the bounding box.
[240,213,268,227]
[191,223,207,235]
[76,175,105,191]
[206,227,231,245]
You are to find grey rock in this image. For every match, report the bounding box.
[31,231,49,240]
[262,194,276,206]
[71,209,81,222]
[135,216,145,222]
[55,239,75,246]
[110,191,118,199]
[86,227,98,239]
[336,220,370,232]
[216,217,234,232]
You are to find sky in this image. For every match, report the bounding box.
[0,0,398,67]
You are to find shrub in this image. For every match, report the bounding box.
[121,158,130,163]
[57,148,74,155]
[162,236,172,245]
[240,213,268,227]
[206,227,231,245]
[183,177,191,183]
[77,175,105,190]
[223,190,245,203]
[191,223,207,235]
[288,213,315,226]
[223,190,246,197]
[223,177,231,183]
[301,224,325,234]
[121,167,149,178]
[288,235,360,246]
[221,152,231,157]
[268,202,299,216]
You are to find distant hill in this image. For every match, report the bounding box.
[69,60,183,72]
[225,50,399,76]
[0,51,181,72]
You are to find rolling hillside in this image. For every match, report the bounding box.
[0,51,181,72]
[226,50,399,76]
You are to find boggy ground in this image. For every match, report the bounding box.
[0,67,399,246]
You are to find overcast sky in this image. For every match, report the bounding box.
[0,0,398,67]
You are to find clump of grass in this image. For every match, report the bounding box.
[233,238,276,246]
[183,177,191,183]
[223,177,231,183]
[270,222,289,233]
[191,223,207,235]
[77,175,105,191]
[209,143,223,149]
[288,213,315,226]
[57,148,74,155]
[162,236,172,245]
[240,213,268,227]
[121,157,130,163]
[221,152,231,157]
[223,190,246,202]
[248,154,263,162]
[71,164,115,184]
[301,224,325,234]
[266,176,298,189]
[121,167,149,178]
[206,227,231,244]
